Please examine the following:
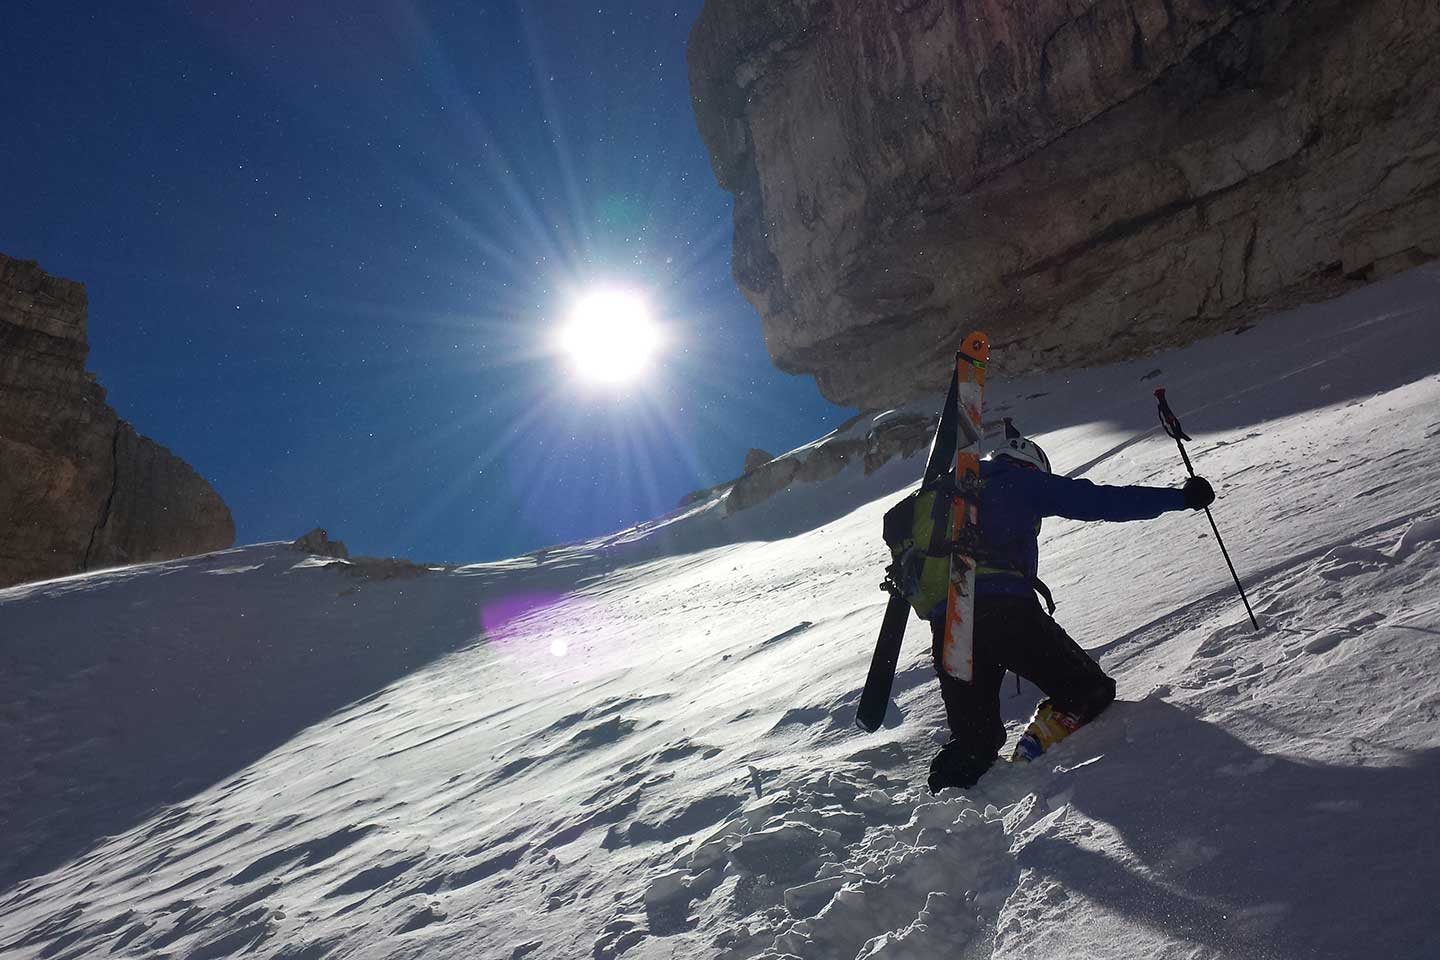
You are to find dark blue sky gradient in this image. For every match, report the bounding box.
[2,1,850,562]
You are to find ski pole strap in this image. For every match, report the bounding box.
[1154,388,1192,442]
[1155,388,1197,475]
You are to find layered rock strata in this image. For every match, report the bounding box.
[0,254,234,587]
[689,0,1440,407]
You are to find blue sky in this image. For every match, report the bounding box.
[2,1,850,562]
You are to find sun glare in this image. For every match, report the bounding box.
[558,289,661,383]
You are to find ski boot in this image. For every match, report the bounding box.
[1011,700,1084,762]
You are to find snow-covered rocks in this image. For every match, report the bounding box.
[291,526,349,558]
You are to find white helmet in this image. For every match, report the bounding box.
[986,418,1051,473]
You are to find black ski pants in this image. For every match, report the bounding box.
[930,591,1116,762]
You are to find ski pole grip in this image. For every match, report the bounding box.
[1154,387,1191,442]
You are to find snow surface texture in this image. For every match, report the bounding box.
[4,266,1440,960]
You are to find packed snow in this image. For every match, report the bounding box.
[3,266,1440,960]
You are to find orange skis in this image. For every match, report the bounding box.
[940,331,989,680]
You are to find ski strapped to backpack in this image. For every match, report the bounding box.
[856,333,986,732]
[876,337,990,627]
[940,333,990,681]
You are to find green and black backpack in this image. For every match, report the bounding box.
[881,479,957,620]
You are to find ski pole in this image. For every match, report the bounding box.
[1155,388,1260,631]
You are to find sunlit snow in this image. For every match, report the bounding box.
[3,267,1440,959]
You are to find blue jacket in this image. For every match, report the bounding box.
[975,456,1186,597]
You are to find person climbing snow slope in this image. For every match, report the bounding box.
[927,420,1216,793]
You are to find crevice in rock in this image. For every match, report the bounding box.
[1130,2,1148,71]
[83,421,122,571]
[1006,192,1201,284]
[1241,219,1258,299]
[1159,0,1179,35]
[974,1,1284,201]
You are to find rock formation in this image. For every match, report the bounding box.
[0,254,234,587]
[726,408,932,513]
[291,527,350,560]
[743,447,776,473]
[290,528,443,581]
[689,0,1440,407]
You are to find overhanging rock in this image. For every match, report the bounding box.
[689,0,1440,407]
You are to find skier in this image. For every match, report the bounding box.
[927,422,1215,793]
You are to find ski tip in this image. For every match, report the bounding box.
[960,331,990,363]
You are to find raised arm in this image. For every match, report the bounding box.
[1030,471,1188,522]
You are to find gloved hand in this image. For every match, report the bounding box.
[1183,476,1215,510]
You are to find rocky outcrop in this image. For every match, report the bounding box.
[0,254,234,587]
[291,527,350,559]
[290,528,441,580]
[728,456,802,514]
[689,0,1440,407]
[726,408,933,513]
[744,447,776,473]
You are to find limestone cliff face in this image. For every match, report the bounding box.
[689,0,1440,407]
[0,254,234,587]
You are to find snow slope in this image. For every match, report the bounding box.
[4,266,1440,960]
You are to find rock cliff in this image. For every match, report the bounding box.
[0,254,234,587]
[689,0,1440,407]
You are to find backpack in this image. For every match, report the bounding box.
[881,484,952,620]
[878,361,978,621]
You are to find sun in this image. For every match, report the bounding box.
[557,289,661,384]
